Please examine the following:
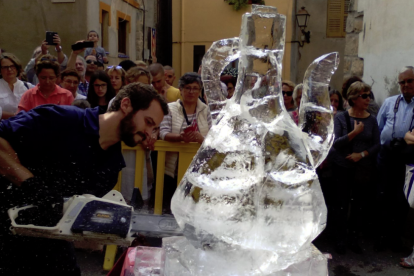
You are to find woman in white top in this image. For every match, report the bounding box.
[0,53,34,119]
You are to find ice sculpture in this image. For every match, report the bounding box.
[167,5,338,275]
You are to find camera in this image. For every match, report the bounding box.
[390,138,407,151]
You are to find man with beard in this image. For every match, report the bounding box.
[0,83,168,275]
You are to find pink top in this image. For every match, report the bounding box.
[18,84,74,112]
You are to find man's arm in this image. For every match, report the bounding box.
[67,41,86,70]
[0,137,33,186]
[53,34,65,64]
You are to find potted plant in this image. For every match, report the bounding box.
[224,0,266,11]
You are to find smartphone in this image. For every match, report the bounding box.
[71,41,95,51]
[46,31,58,45]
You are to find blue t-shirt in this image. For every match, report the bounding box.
[84,47,107,64]
[0,105,125,198]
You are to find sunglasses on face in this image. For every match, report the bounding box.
[282,91,293,96]
[398,79,414,85]
[86,60,99,65]
[358,92,373,99]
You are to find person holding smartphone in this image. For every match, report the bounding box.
[24,33,67,85]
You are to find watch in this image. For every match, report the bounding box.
[361,152,365,158]
[55,46,62,52]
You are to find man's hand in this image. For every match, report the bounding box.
[72,40,86,55]
[142,131,158,151]
[405,129,414,145]
[346,152,363,162]
[53,34,62,50]
[180,131,204,143]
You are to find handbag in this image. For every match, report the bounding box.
[404,164,414,208]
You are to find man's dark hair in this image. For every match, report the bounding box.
[35,54,60,77]
[119,60,137,72]
[87,30,99,39]
[61,69,80,81]
[342,76,362,100]
[148,63,164,77]
[72,99,91,109]
[108,82,168,115]
[179,72,202,89]
[87,71,116,108]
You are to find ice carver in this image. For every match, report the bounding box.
[0,83,168,275]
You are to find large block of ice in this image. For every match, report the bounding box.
[169,4,338,275]
[163,236,329,276]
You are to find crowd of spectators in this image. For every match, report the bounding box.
[2,31,414,268]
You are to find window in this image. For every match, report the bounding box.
[117,11,131,56]
[193,45,206,73]
[327,0,350,38]
[99,2,111,51]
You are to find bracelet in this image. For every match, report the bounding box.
[55,46,62,52]
[361,152,365,158]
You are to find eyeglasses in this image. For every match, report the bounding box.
[398,79,414,85]
[86,60,99,65]
[358,92,373,99]
[183,86,201,93]
[282,91,293,96]
[107,65,122,70]
[0,65,16,71]
[94,83,107,88]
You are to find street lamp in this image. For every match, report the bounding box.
[292,7,311,47]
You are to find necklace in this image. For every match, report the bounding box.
[349,108,366,118]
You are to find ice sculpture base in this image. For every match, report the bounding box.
[162,236,328,276]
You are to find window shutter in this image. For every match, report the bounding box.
[327,0,350,38]
[342,0,351,35]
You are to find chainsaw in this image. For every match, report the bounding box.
[8,190,183,246]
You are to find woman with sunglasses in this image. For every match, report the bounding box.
[105,65,126,95]
[331,81,380,255]
[0,53,34,120]
[282,80,296,112]
[86,71,116,114]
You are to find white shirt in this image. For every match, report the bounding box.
[0,78,34,118]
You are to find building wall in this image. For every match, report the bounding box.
[0,0,148,68]
[172,0,295,88]
[355,0,414,105]
[295,0,346,91]
[0,0,87,66]
[87,0,141,65]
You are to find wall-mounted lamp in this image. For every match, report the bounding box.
[292,7,311,47]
